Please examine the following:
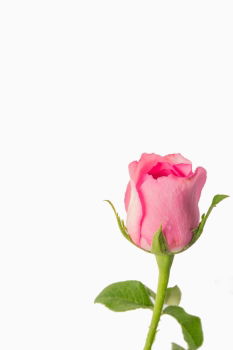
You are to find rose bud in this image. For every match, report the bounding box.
[124,153,207,253]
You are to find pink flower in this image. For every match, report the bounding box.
[124,153,207,252]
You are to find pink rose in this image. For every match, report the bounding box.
[124,153,207,253]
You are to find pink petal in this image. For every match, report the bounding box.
[139,167,207,252]
[164,153,192,165]
[148,162,193,179]
[128,153,192,185]
[173,163,193,177]
[124,182,131,211]
[128,153,162,184]
[126,181,143,245]
[128,161,138,179]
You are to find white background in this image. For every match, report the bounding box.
[0,0,232,349]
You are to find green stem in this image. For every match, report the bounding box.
[143,254,174,350]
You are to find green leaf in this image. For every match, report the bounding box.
[163,306,203,350]
[105,200,132,242]
[172,343,185,350]
[94,280,154,312]
[151,226,168,255]
[190,193,229,247]
[165,285,182,306]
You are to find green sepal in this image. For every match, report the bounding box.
[151,226,169,255]
[147,285,182,306]
[163,306,203,350]
[165,285,182,306]
[105,200,151,253]
[190,194,229,247]
[172,344,185,350]
[149,285,182,306]
[174,193,229,254]
[212,194,229,205]
[105,200,132,242]
[94,280,154,312]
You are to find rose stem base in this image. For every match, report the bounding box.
[143,254,174,350]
